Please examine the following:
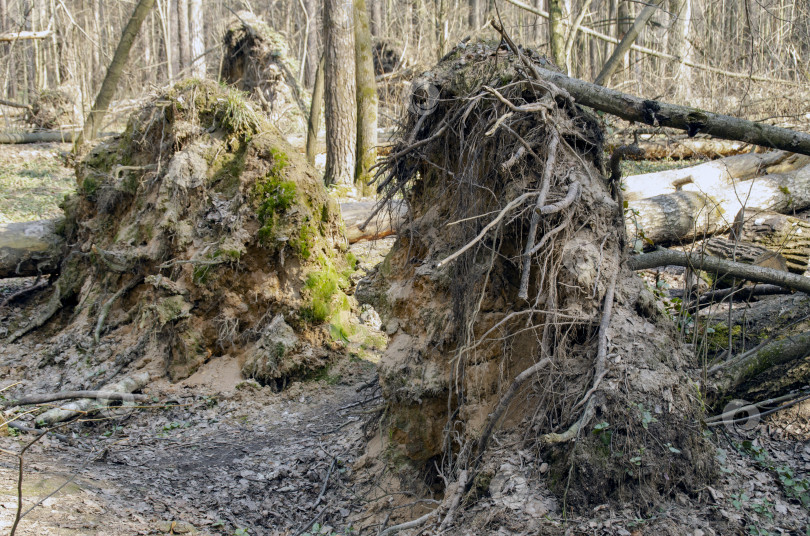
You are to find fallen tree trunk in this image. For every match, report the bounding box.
[517,54,810,156]
[626,162,810,244]
[0,131,78,144]
[341,200,405,243]
[34,372,151,427]
[607,138,755,160]
[0,219,64,279]
[623,150,810,201]
[6,390,149,407]
[627,248,810,294]
[711,330,810,395]
[738,212,810,275]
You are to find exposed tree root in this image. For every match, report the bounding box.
[7,285,62,343]
[93,275,144,344]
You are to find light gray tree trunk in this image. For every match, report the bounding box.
[188,0,205,77]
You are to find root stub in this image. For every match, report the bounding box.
[364,34,715,514]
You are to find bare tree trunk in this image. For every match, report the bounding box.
[469,0,481,30]
[304,0,320,88]
[371,0,382,36]
[188,0,205,77]
[306,55,325,166]
[595,0,663,86]
[548,0,566,67]
[176,0,190,70]
[355,0,378,192]
[79,0,157,144]
[666,0,693,100]
[324,0,357,186]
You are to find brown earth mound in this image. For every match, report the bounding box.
[360,37,714,517]
[2,79,352,394]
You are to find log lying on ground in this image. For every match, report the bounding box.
[34,372,151,427]
[627,248,810,294]
[0,220,64,279]
[626,161,810,244]
[623,150,810,201]
[0,131,78,144]
[5,390,149,407]
[608,138,755,160]
[711,330,810,395]
[738,212,810,275]
[342,200,405,243]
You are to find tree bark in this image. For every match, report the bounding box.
[304,0,320,88]
[0,219,64,279]
[354,0,378,192]
[323,0,357,186]
[370,0,382,36]
[306,55,325,166]
[176,0,190,70]
[626,162,810,244]
[548,0,566,68]
[595,0,664,86]
[188,0,205,77]
[607,138,755,160]
[738,212,810,274]
[469,0,481,30]
[79,0,156,143]
[623,150,808,201]
[711,330,810,395]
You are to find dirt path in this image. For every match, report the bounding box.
[0,358,379,536]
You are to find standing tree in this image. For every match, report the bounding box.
[323,0,356,186]
[188,0,205,77]
[176,0,190,70]
[354,0,377,192]
[78,0,156,144]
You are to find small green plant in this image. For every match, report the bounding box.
[635,403,658,429]
[592,421,612,448]
[233,528,250,536]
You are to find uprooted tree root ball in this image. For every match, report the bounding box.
[3,79,352,393]
[360,37,715,521]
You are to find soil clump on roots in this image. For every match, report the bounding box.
[360,36,715,526]
[1,79,350,394]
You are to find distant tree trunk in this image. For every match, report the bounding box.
[595,0,663,86]
[323,0,357,186]
[617,0,631,72]
[176,0,190,70]
[79,0,157,144]
[469,0,481,30]
[548,0,566,67]
[354,0,378,192]
[370,0,383,37]
[188,0,205,77]
[533,0,544,43]
[667,0,692,100]
[304,0,320,88]
[306,55,325,166]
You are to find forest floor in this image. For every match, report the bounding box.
[1,143,810,535]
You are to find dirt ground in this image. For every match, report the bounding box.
[1,144,810,536]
